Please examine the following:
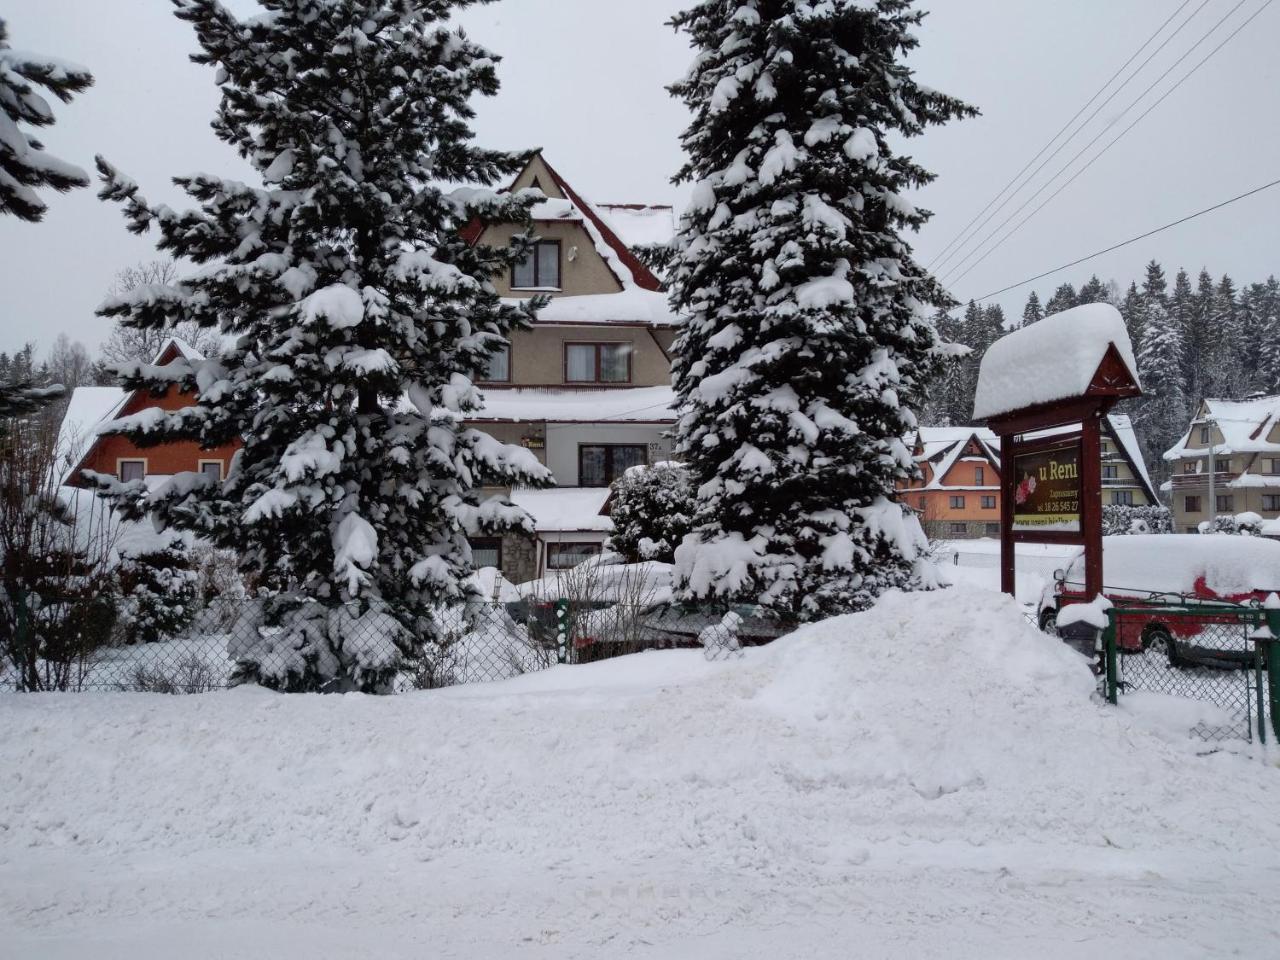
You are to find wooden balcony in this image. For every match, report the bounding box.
[1168,471,1238,490]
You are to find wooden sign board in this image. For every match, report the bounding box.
[1011,437,1082,534]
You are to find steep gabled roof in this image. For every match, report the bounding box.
[1164,395,1280,460]
[59,337,202,485]
[909,426,999,490]
[1105,414,1157,502]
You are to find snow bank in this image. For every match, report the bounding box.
[2,587,1277,957]
[973,303,1139,420]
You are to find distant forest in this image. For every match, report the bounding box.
[926,264,1280,485]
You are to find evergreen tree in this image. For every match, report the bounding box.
[1077,274,1110,305]
[92,0,551,691]
[1133,292,1185,478]
[1257,276,1280,393]
[1119,282,1144,355]
[1184,268,1216,401]
[1020,290,1043,326]
[1044,282,1078,316]
[0,18,93,221]
[666,0,975,620]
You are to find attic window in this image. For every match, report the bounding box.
[118,459,145,483]
[512,240,561,290]
[1199,426,1210,444]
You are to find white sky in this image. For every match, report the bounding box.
[2,0,1278,355]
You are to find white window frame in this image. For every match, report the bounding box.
[117,458,147,482]
[198,459,224,481]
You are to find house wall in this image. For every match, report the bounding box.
[545,423,673,486]
[73,384,239,483]
[496,324,671,387]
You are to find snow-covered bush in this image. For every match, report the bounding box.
[1201,512,1263,536]
[116,540,198,645]
[665,0,975,620]
[608,462,695,563]
[1101,503,1173,536]
[91,0,551,692]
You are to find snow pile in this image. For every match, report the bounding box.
[2,588,1278,956]
[1063,534,1280,597]
[973,303,1139,420]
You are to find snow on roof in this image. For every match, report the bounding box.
[54,386,127,479]
[1063,534,1280,598]
[908,426,998,490]
[1106,413,1154,498]
[597,204,675,250]
[473,385,676,423]
[515,288,679,327]
[1164,395,1280,460]
[973,304,1140,421]
[509,487,613,533]
[165,337,205,362]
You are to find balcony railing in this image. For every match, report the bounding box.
[1168,471,1238,490]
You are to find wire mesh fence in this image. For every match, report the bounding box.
[1102,603,1269,744]
[0,592,792,694]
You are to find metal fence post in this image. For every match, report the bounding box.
[1263,607,1280,743]
[1103,610,1118,706]
[554,599,570,665]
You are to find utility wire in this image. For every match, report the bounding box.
[961,176,1280,303]
[947,0,1273,292]
[928,0,1205,274]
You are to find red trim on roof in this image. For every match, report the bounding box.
[539,157,663,292]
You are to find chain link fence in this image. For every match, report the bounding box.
[1101,602,1272,744]
[0,592,791,694]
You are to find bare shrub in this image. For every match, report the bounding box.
[118,653,217,694]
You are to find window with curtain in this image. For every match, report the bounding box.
[470,538,502,569]
[483,344,510,382]
[512,240,561,289]
[547,542,601,570]
[200,461,223,481]
[118,460,145,482]
[564,342,630,383]
[579,444,647,486]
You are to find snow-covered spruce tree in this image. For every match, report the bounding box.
[667,0,975,620]
[607,462,696,564]
[0,18,92,222]
[1020,290,1043,327]
[91,0,550,692]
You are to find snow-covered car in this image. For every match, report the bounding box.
[1037,535,1280,667]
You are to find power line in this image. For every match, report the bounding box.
[962,176,1280,303]
[927,0,1206,274]
[946,0,1273,291]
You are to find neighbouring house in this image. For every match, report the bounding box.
[898,427,1002,539]
[462,152,679,582]
[54,156,678,585]
[1163,395,1280,534]
[901,415,1157,539]
[59,338,238,488]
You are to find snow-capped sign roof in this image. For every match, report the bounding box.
[973,304,1140,421]
[1164,395,1280,461]
[509,487,613,533]
[473,385,675,424]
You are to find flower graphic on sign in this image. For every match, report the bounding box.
[1015,472,1037,506]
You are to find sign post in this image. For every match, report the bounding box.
[973,305,1142,604]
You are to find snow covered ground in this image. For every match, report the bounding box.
[2,587,1277,959]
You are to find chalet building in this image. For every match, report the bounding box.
[460,152,679,582]
[901,414,1156,539]
[1163,396,1280,533]
[58,338,238,487]
[55,155,678,584]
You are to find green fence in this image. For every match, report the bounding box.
[1100,599,1280,744]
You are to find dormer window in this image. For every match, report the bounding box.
[512,240,561,290]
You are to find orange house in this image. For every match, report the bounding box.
[59,338,239,487]
[898,427,1002,539]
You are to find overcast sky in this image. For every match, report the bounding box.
[2,0,1278,356]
